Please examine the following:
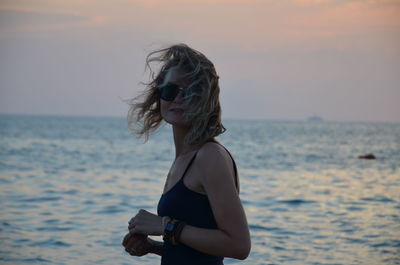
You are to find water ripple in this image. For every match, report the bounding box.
[17,196,62,203]
[276,199,316,205]
[361,196,395,203]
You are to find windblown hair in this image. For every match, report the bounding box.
[127,43,226,145]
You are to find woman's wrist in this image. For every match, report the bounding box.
[148,238,164,256]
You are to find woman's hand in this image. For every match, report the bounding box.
[128,209,164,236]
[122,232,152,257]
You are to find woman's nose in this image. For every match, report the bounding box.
[173,91,184,103]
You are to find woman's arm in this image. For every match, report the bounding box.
[177,143,251,259]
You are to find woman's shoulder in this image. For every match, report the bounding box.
[194,140,239,192]
[198,140,229,158]
[195,140,235,175]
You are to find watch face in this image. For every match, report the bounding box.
[166,223,174,231]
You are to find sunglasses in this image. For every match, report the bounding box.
[157,82,186,101]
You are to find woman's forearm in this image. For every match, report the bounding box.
[148,238,164,256]
[178,225,250,260]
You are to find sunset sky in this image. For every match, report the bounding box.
[0,0,399,122]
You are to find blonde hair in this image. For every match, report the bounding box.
[127,43,226,145]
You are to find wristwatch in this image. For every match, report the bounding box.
[163,219,179,243]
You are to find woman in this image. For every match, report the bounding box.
[122,44,251,264]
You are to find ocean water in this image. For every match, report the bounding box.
[0,114,399,265]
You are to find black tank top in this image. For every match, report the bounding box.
[157,141,238,265]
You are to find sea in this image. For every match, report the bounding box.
[0,114,399,265]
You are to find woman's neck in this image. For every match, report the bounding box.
[172,125,201,158]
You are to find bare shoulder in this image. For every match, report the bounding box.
[194,141,236,186]
[197,142,233,167]
[198,141,229,157]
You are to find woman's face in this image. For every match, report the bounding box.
[159,67,190,128]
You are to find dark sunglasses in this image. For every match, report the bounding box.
[157,82,186,101]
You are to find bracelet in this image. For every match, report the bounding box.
[174,221,186,243]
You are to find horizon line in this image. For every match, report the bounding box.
[0,112,399,124]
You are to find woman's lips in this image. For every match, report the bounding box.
[169,108,184,112]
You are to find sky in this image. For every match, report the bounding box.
[0,0,399,122]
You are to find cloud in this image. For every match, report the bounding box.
[0,7,107,35]
[0,8,84,26]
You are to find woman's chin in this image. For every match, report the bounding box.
[164,115,190,128]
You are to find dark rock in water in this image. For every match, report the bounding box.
[358,153,376,160]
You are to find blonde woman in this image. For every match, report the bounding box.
[122,44,251,265]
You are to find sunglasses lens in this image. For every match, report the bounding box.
[159,83,180,101]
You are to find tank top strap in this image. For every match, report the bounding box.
[181,151,198,181]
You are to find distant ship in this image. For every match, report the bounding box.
[307,114,323,122]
